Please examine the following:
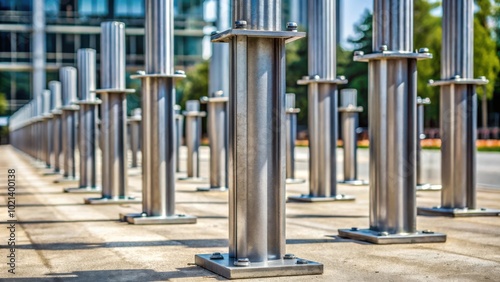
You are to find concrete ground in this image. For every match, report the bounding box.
[0,144,499,281]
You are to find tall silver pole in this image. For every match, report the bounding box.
[128,108,141,169]
[199,91,228,191]
[289,0,353,202]
[123,0,195,224]
[174,105,184,173]
[285,93,305,184]
[339,0,446,244]
[180,100,206,181]
[66,49,101,193]
[32,0,45,113]
[49,81,63,174]
[85,22,139,204]
[418,0,499,216]
[415,97,439,191]
[41,89,52,168]
[195,0,322,279]
[55,67,79,183]
[338,89,366,185]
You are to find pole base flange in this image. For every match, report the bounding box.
[338,228,446,244]
[197,186,228,192]
[64,186,101,193]
[195,253,323,279]
[120,213,197,224]
[288,194,355,202]
[338,179,369,186]
[286,178,306,185]
[416,184,441,191]
[84,196,141,205]
[417,206,500,217]
[54,176,79,183]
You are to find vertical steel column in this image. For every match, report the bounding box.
[198,91,229,191]
[179,100,206,181]
[195,0,322,279]
[66,49,101,193]
[32,0,45,112]
[338,89,367,185]
[41,89,52,168]
[123,0,195,224]
[289,0,353,202]
[49,81,63,174]
[418,0,499,216]
[339,0,446,244]
[285,93,305,184]
[415,97,439,191]
[174,105,184,173]
[128,108,141,168]
[85,22,139,204]
[55,67,80,183]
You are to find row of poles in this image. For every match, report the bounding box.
[8,0,500,279]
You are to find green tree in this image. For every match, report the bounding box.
[286,37,308,126]
[0,93,7,115]
[176,60,209,108]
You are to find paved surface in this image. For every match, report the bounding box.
[0,144,499,281]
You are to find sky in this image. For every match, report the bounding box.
[340,0,373,50]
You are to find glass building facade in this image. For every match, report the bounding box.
[0,0,212,114]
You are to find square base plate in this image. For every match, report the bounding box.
[338,228,446,244]
[416,184,442,191]
[84,197,141,205]
[286,178,306,185]
[119,213,197,224]
[288,194,355,202]
[197,186,228,192]
[64,186,101,193]
[54,177,79,183]
[417,206,500,217]
[195,253,323,279]
[339,179,369,186]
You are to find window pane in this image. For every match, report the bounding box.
[79,0,107,16]
[115,0,144,17]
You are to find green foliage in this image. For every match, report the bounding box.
[176,60,209,108]
[414,0,442,127]
[286,37,308,125]
[0,93,7,115]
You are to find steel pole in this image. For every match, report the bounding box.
[49,81,63,174]
[338,89,366,185]
[124,0,195,224]
[128,108,141,168]
[85,22,139,205]
[338,0,446,244]
[55,67,79,183]
[41,89,52,168]
[65,49,101,192]
[198,91,228,191]
[180,100,206,181]
[32,0,45,113]
[285,93,304,184]
[174,105,184,173]
[289,0,353,202]
[195,0,322,279]
[415,97,439,191]
[417,0,499,216]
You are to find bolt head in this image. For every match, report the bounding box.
[378,231,389,236]
[140,212,148,217]
[379,45,388,52]
[351,227,358,231]
[419,47,430,53]
[210,31,218,36]
[454,75,461,80]
[178,214,186,217]
[337,75,346,81]
[354,51,364,56]
[283,253,296,259]
[479,76,487,80]
[286,22,298,31]
[175,70,185,75]
[137,70,146,75]
[296,259,309,265]
[234,258,250,267]
[422,230,434,234]
[235,20,247,29]
[210,252,224,260]
[200,96,209,103]
[311,74,320,80]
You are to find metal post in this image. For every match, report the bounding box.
[85,22,139,204]
[41,89,52,168]
[32,0,45,114]
[174,105,184,173]
[338,89,367,185]
[338,0,446,244]
[195,0,322,279]
[289,0,353,202]
[179,100,206,181]
[128,108,141,168]
[55,67,80,183]
[285,93,305,184]
[65,49,101,193]
[415,97,439,191]
[417,0,499,216]
[49,81,63,174]
[123,0,195,224]
[198,91,228,191]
